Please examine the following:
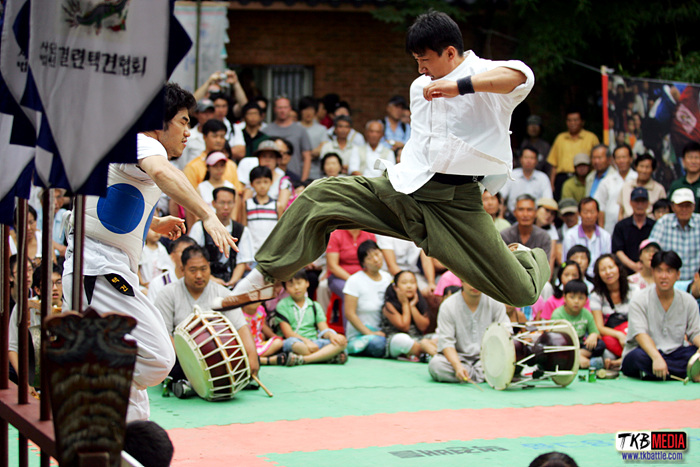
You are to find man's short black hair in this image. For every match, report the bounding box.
[169,235,196,254]
[249,166,273,183]
[653,198,673,212]
[164,82,196,130]
[213,186,236,202]
[520,145,539,157]
[297,96,318,112]
[612,143,632,159]
[565,105,584,119]
[578,197,599,213]
[31,263,62,292]
[633,153,657,170]
[563,280,588,297]
[210,92,229,105]
[406,10,464,56]
[683,141,700,157]
[124,421,174,467]
[651,250,682,271]
[357,239,380,266]
[202,118,226,136]
[242,102,262,115]
[181,244,210,267]
[566,245,591,262]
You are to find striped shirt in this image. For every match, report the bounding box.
[246,196,278,255]
[649,213,700,280]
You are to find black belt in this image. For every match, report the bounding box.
[431,173,484,185]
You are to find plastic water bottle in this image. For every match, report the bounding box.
[522,305,533,321]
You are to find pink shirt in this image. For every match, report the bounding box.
[326,230,376,276]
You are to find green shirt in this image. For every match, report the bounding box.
[551,306,598,339]
[668,177,700,213]
[275,296,326,339]
[561,176,587,203]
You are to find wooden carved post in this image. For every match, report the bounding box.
[43,308,137,467]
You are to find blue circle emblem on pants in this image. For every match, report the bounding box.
[97,183,145,234]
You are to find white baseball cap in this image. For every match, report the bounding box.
[671,188,695,205]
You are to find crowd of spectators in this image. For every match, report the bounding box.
[11,74,700,389]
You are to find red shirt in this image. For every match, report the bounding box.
[326,230,376,276]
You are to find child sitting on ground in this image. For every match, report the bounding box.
[138,229,174,292]
[381,270,435,361]
[550,280,606,369]
[241,302,284,365]
[428,281,511,384]
[275,270,348,366]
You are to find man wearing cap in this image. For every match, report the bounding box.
[557,198,580,239]
[649,188,700,281]
[585,144,613,198]
[669,141,700,213]
[547,107,600,199]
[612,186,655,274]
[561,153,591,203]
[383,95,411,151]
[500,145,552,214]
[176,98,215,170]
[519,115,551,174]
[264,96,313,181]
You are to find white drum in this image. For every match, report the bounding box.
[174,306,251,401]
[481,320,580,390]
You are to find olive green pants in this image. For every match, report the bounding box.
[255,175,549,307]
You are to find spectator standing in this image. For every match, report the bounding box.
[649,188,700,280]
[585,144,614,197]
[264,96,312,180]
[519,115,551,174]
[298,96,330,180]
[500,146,552,214]
[612,187,655,274]
[561,153,590,203]
[618,154,666,220]
[383,95,411,151]
[668,142,700,212]
[320,115,357,173]
[501,195,553,261]
[594,144,637,234]
[240,102,270,159]
[547,108,600,199]
[176,99,214,170]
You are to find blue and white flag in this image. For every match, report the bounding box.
[0,0,36,224]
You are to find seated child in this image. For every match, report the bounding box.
[551,280,605,369]
[275,270,347,366]
[241,302,284,365]
[428,281,510,384]
[534,261,590,320]
[381,270,435,361]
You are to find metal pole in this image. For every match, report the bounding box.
[16,199,29,405]
[39,189,53,421]
[0,225,10,467]
[71,195,85,313]
[195,0,201,89]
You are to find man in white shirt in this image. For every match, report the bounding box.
[224,11,549,311]
[63,84,238,421]
[500,145,552,213]
[594,143,637,234]
[349,120,396,177]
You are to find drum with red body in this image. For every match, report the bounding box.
[174,307,250,401]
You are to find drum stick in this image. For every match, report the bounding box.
[669,375,689,385]
[463,377,484,392]
[252,375,273,397]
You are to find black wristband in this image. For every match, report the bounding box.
[457,75,475,95]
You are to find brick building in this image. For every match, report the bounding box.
[221,1,491,129]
